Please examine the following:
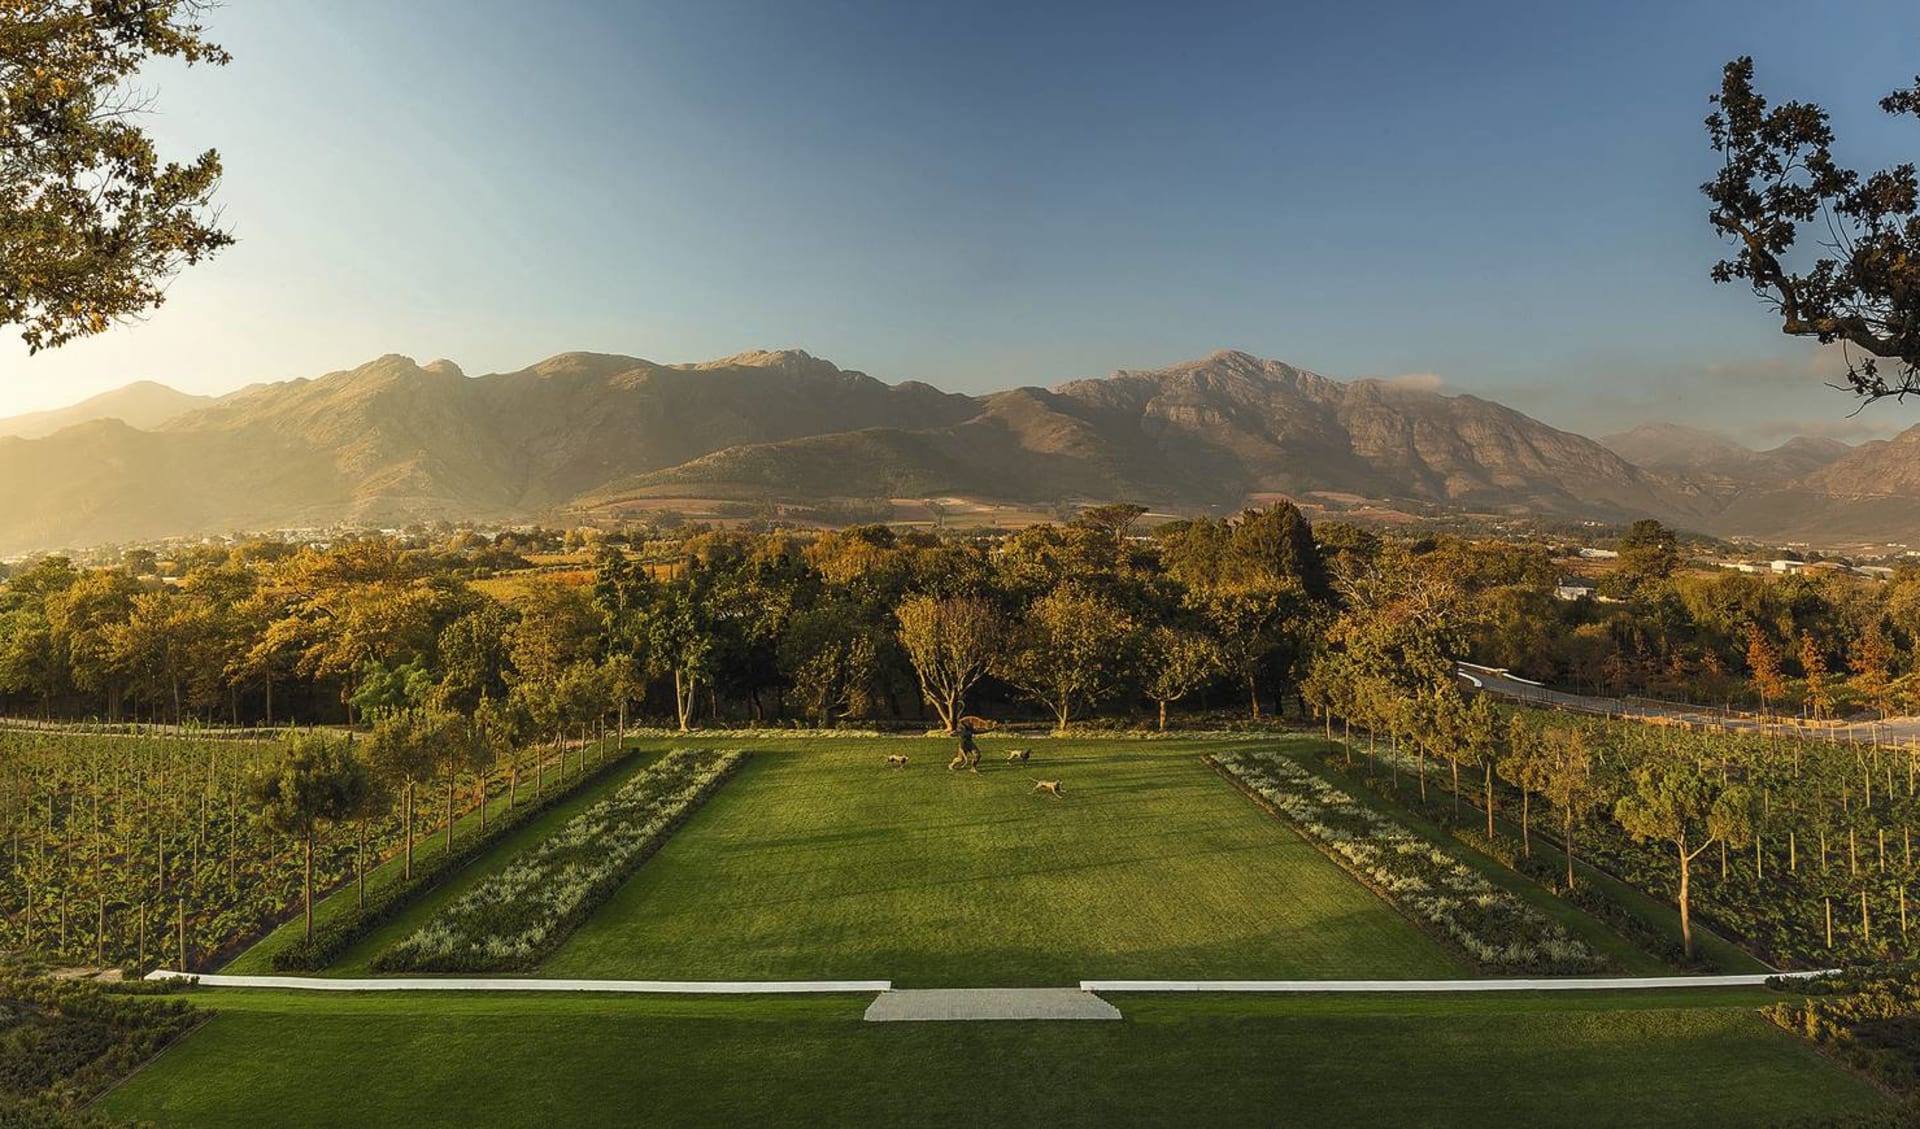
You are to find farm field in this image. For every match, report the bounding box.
[540,736,1459,985]
[99,988,1884,1127]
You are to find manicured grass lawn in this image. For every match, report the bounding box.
[539,736,1460,985]
[99,987,1885,1128]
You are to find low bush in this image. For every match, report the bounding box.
[0,976,200,1127]
[376,749,745,972]
[1764,963,1920,1116]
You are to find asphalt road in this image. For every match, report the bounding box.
[1457,662,1920,745]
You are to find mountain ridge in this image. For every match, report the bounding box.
[0,381,214,440]
[0,349,1911,553]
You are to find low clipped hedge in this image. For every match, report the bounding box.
[269,747,639,972]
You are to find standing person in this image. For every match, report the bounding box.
[953,718,980,772]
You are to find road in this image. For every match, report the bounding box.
[1457,662,1920,744]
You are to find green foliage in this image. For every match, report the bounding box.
[0,975,199,1126]
[1612,519,1680,590]
[0,1,234,353]
[247,733,369,843]
[1704,55,1920,401]
[348,660,434,722]
[1764,964,1920,1108]
[994,586,1135,731]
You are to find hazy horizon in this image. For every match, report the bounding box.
[6,0,1920,447]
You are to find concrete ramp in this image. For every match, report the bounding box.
[864,988,1122,1022]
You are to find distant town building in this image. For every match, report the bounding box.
[1554,577,1598,601]
[1577,548,1618,560]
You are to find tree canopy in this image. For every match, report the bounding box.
[1704,56,1920,402]
[1,0,233,352]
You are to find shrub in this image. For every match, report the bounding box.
[0,976,200,1127]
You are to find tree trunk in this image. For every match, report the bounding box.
[1520,790,1530,856]
[445,773,455,851]
[1158,700,1167,731]
[1484,763,1495,839]
[303,830,314,942]
[1564,808,1575,891]
[403,781,414,881]
[1678,845,1694,959]
[356,819,366,910]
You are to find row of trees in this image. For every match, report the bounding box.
[5,511,1920,736]
[0,504,1334,733]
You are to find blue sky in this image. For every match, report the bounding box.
[6,0,1920,444]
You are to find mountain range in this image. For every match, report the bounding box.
[0,381,213,440]
[0,348,1913,554]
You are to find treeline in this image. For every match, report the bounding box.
[1,509,1918,731]
[0,504,1333,731]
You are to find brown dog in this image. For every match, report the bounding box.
[1032,779,1064,798]
[1006,749,1030,764]
[886,754,909,768]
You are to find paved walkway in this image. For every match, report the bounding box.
[144,971,891,994]
[148,970,1834,999]
[1081,971,1833,993]
[864,988,1123,1022]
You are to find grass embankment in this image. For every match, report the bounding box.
[540,736,1461,985]
[100,987,1885,1128]
[223,744,661,976]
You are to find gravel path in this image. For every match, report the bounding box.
[863,988,1123,1022]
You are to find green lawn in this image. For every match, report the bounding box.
[99,987,1885,1128]
[539,736,1460,985]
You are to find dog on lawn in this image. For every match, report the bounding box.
[1032,779,1064,798]
[886,754,909,768]
[1006,749,1030,764]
